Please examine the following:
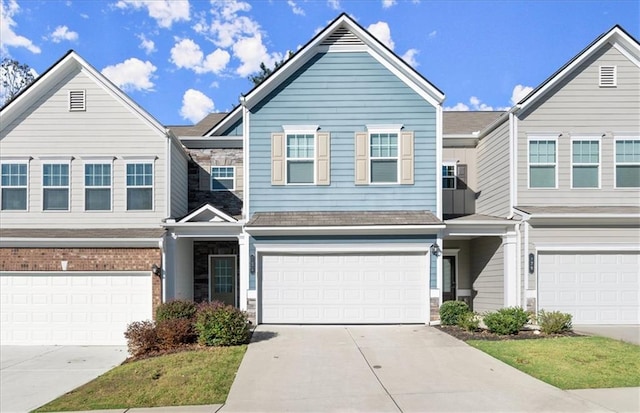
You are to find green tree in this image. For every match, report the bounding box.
[1,58,36,105]
[248,51,293,86]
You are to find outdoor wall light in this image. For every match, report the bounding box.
[430,243,442,257]
[250,254,256,274]
[151,264,161,276]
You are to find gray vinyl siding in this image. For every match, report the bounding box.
[443,147,478,216]
[248,51,437,214]
[470,236,504,313]
[517,44,640,206]
[476,121,511,217]
[170,138,189,218]
[443,239,472,290]
[0,67,168,228]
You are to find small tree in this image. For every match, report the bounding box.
[1,58,36,105]
[248,51,293,86]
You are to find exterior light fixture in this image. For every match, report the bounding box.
[430,243,442,257]
[151,264,161,276]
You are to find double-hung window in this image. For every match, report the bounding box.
[85,162,112,210]
[1,162,28,210]
[442,163,456,189]
[529,139,557,188]
[211,166,235,191]
[615,139,640,188]
[286,133,315,184]
[370,132,398,183]
[43,162,70,211]
[572,139,600,188]
[126,162,153,210]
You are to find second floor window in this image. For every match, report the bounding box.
[211,166,235,191]
[616,139,640,188]
[85,163,111,210]
[529,139,556,188]
[43,163,70,211]
[370,133,398,183]
[1,163,28,210]
[442,164,456,189]
[286,134,315,184]
[126,163,153,210]
[572,140,599,188]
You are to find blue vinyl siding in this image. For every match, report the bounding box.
[249,52,437,213]
[221,118,243,136]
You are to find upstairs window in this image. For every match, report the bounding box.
[529,139,556,188]
[1,162,28,210]
[572,139,600,188]
[286,134,315,184]
[43,163,70,211]
[85,163,112,210]
[615,139,640,188]
[442,163,456,189]
[211,166,235,191]
[370,133,398,183]
[126,162,153,210]
[599,66,617,87]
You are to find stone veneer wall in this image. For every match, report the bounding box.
[188,148,243,215]
[193,241,239,302]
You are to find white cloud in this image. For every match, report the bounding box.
[0,0,41,54]
[510,84,534,104]
[444,102,470,111]
[401,49,419,67]
[170,38,230,74]
[367,21,394,50]
[49,25,78,43]
[288,0,305,15]
[115,0,189,28]
[138,33,156,54]
[233,34,283,77]
[101,58,156,92]
[327,0,340,10]
[445,96,510,112]
[428,30,437,38]
[382,0,397,8]
[180,88,214,123]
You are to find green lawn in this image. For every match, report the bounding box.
[34,346,247,412]
[468,336,640,390]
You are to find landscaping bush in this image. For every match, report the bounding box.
[156,318,195,349]
[439,300,470,325]
[483,307,529,335]
[457,311,481,332]
[124,320,158,356]
[155,299,197,322]
[537,309,572,334]
[195,301,251,346]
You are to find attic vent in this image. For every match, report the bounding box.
[321,27,364,46]
[599,66,617,87]
[69,90,86,111]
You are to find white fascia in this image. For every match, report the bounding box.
[242,103,250,221]
[246,224,445,237]
[254,243,431,254]
[535,243,640,252]
[436,105,443,219]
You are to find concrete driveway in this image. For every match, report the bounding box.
[0,345,127,413]
[573,325,640,345]
[221,325,617,412]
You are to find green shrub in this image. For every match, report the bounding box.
[155,299,197,322]
[156,318,195,349]
[537,309,572,334]
[124,320,158,356]
[484,307,529,335]
[439,300,470,325]
[457,311,480,332]
[195,301,251,346]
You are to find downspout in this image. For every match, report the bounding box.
[165,130,171,218]
[159,235,166,303]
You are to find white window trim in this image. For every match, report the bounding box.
[570,136,601,189]
[527,136,558,189]
[83,160,113,212]
[125,161,155,211]
[442,161,457,190]
[282,125,319,134]
[211,166,236,192]
[0,159,30,212]
[614,137,640,189]
[41,160,71,212]
[599,65,617,87]
[368,127,402,185]
[285,132,316,186]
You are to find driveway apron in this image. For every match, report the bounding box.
[222,325,608,412]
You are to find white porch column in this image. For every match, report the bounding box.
[238,232,249,311]
[502,231,518,307]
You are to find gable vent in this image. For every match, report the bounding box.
[599,66,617,87]
[69,90,86,111]
[321,27,364,46]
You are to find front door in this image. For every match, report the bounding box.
[443,256,456,302]
[209,255,236,306]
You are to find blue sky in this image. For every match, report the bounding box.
[1,0,638,125]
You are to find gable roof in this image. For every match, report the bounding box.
[515,25,640,113]
[168,112,228,137]
[0,50,169,137]
[208,13,444,136]
[443,111,506,135]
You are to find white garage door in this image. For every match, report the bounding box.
[260,253,429,324]
[538,252,640,324]
[0,272,153,345]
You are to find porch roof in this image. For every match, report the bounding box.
[246,210,442,227]
[0,228,165,238]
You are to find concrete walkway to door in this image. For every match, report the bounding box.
[221,325,615,412]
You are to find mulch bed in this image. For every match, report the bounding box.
[436,325,584,341]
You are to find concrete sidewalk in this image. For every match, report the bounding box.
[574,325,640,345]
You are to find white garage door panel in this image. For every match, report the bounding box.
[261,253,428,324]
[0,272,152,345]
[538,253,640,325]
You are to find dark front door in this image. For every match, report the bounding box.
[209,255,236,306]
[443,256,456,302]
